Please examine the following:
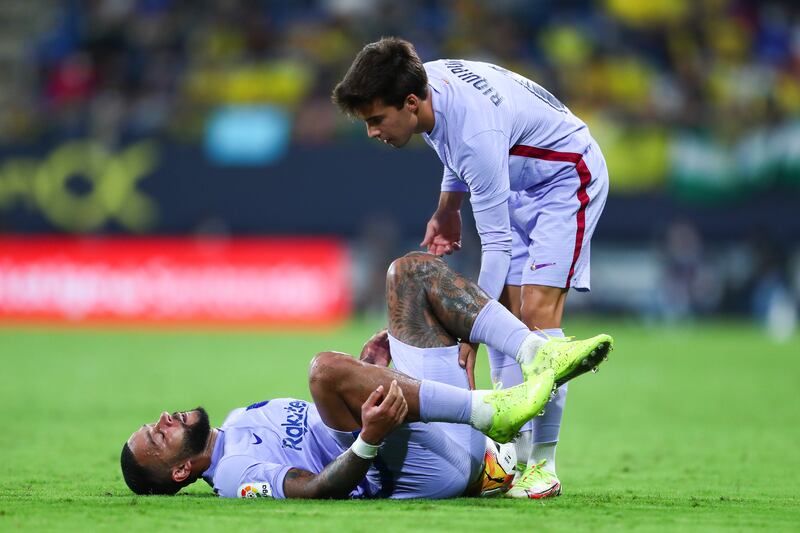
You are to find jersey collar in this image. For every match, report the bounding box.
[202,429,225,487]
[423,78,447,144]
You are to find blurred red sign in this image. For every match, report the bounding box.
[0,237,351,326]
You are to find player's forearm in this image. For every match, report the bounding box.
[478,250,511,299]
[284,451,372,499]
[437,191,466,212]
[473,201,512,299]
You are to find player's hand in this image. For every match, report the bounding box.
[360,328,391,367]
[421,209,462,256]
[458,342,478,390]
[360,380,408,445]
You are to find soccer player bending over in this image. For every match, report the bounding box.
[121,252,612,499]
[333,37,610,498]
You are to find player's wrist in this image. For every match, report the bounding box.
[435,205,460,215]
[358,428,384,445]
[350,434,381,459]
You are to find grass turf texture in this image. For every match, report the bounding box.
[1,319,798,531]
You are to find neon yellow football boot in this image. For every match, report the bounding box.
[519,333,614,388]
[505,460,562,499]
[482,369,555,444]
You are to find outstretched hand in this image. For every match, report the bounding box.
[458,342,479,390]
[360,380,408,445]
[421,210,462,256]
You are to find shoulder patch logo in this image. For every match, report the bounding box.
[238,482,273,498]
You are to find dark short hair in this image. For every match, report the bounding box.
[332,36,428,116]
[120,442,181,495]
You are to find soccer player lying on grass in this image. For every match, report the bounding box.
[121,252,612,499]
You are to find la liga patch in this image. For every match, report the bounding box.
[238,482,273,498]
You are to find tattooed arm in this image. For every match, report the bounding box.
[283,380,408,499]
[282,456,371,500]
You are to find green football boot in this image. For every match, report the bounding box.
[505,460,562,499]
[519,333,614,388]
[482,368,555,444]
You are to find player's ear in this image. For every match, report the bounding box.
[171,460,192,483]
[406,94,419,111]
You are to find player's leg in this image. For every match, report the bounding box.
[382,255,510,499]
[486,219,534,469]
[385,251,542,358]
[373,423,483,499]
[308,350,554,445]
[520,285,568,329]
[309,352,422,431]
[507,140,610,499]
[310,251,610,439]
[488,286,524,397]
[383,250,611,409]
[521,283,569,459]
[513,284,570,498]
[310,251,480,431]
[384,329,485,497]
[384,251,484,349]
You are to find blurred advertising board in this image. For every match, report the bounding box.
[0,237,350,326]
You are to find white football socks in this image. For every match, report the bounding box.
[515,332,547,366]
[468,390,493,432]
[514,431,532,466]
[530,441,558,474]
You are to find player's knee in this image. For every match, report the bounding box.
[387,252,440,286]
[308,351,345,389]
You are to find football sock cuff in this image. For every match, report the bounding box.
[469,299,530,356]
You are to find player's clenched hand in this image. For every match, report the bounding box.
[360,380,408,445]
[359,328,391,367]
[458,342,478,390]
[421,209,462,256]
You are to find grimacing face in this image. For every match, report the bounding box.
[356,96,422,148]
[127,407,211,479]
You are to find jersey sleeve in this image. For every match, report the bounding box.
[212,455,292,499]
[440,165,470,193]
[474,201,512,298]
[456,130,511,211]
[455,131,513,298]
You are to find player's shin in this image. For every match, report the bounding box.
[528,328,567,473]
[416,380,518,436]
[469,300,546,363]
[530,383,567,472]
[418,380,472,425]
[488,346,534,462]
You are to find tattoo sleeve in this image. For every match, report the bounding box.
[282,450,372,499]
[387,252,489,347]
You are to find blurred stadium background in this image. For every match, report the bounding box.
[0,0,798,333]
[1,0,799,528]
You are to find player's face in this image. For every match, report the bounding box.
[357,97,421,148]
[127,407,210,472]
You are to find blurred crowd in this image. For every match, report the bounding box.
[2,0,798,146]
[0,0,796,325]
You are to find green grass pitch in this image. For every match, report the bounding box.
[1,319,798,531]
